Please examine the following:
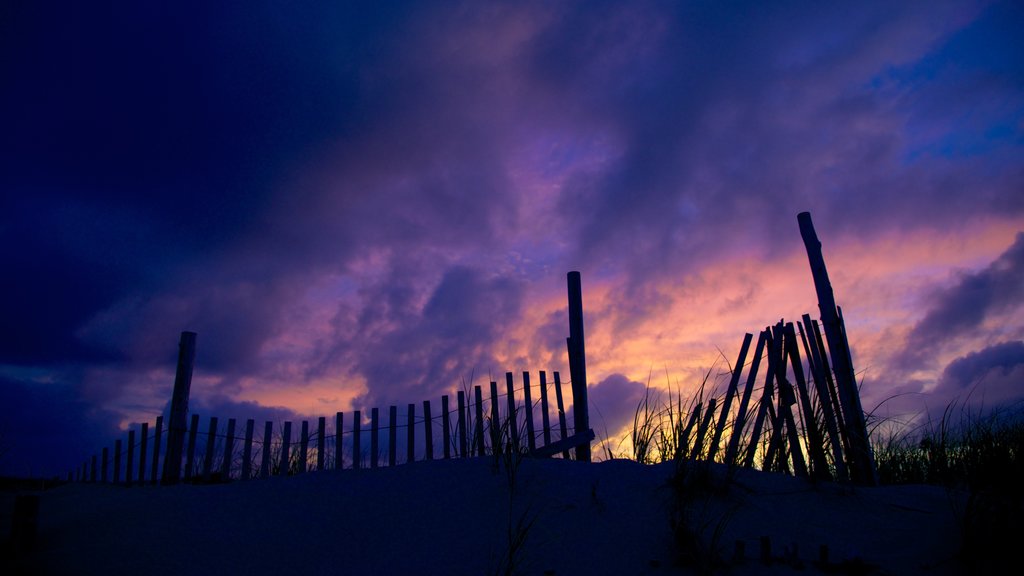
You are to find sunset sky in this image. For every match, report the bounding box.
[2,0,1022,477]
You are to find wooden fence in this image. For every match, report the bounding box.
[68,369,593,485]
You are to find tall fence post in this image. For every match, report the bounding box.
[566,271,591,462]
[798,212,876,485]
[163,331,197,485]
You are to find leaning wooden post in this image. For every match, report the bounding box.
[163,331,197,485]
[725,330,767,466]
[566,271,591,462]
[798,212,876,485]
[709,333,753,462]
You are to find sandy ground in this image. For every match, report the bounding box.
[2,458,968,575]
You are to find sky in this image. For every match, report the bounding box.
[1,0,1022,477]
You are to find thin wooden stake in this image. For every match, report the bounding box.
[423,400,434,461]
[371,409,379,469]
[261,421,272,479]
[710,333,753,462]
[138,422,149,485]
[442,395,451,460]
[203,417,218,482]
[457,391,467,458]
[554,371,570,459]
[280,421,291,477]
[505,373,519,454]
[406,404,415,463]
[474,386,486,456]
[523,372,536,453]
[185,414,199,481]
[101,447,109,483]
[489,381,501,456]
[726,331,767,465]
[299,420,309,474]
[353,411,362,470]
[785,322,830,480]
[317,416,326,472]
[126,429,135,486]
[151,416,163,485]
[389,406,398,467]
[242,419,255,480]
[335,412,344,470]
[539,371,552,447]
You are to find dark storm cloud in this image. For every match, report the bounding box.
[346,265,527,410]
[0,374,121,478]
[930,341,1024,409]
[902,233,1024,365]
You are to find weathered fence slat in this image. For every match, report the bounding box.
[523,372,536,453]
[539,371,552,446]
[242,419,255,480]
[261,421,272,479]
[489,381,501,455]
[280,421,291,477]
[317,417,326,472]
[127,429,136,486]
[219,419,234,478]
[371,409,379,469]
[389,406,398,467]
[771,323,809,478]
[691,397,717,460]
[457,391,467,458]
[203,417,218,482]
[114,439,122,483]
[300,420,309,474]
[785,322,830,479]
[138,422,149,485]
[530,429,596,459]
[442,395,451,460]
[423,400,434,461]
[505,373,519,453]
[353,411,361,471]
[185,414,200,481]
[474,386,485,456]
[710,333,753,462]
[553,372,570,459]
[151,416,163,485]
[745,330,780,468]
[406,404,415,463]
[335,412,344,470]
[800,317,847,483]
[726,330,767,465]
